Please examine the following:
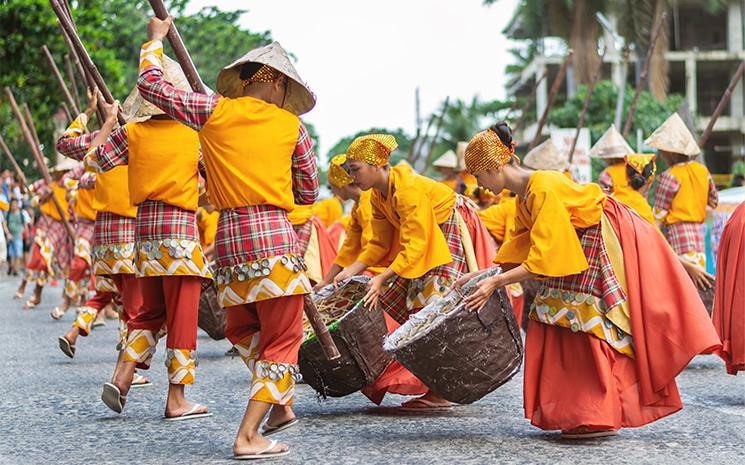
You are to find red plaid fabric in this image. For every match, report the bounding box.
[293,221,313,254]
[94,126,129,171]
[56,130,98,162]
[665,221,705,256]
[94,212,135,246]
[379,209,468,323]
[137,41,318,204]
[215,205,300,268]
[45,216,71,271]
[135,200,198,242]
[542,220,626,311]
[597,169,614,194]
[75,220,95,244]
[652,170,680,213]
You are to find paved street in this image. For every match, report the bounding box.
[0,276,743,465]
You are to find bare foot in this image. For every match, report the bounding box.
[401,391,454,409]
[164,399,209,418]
[233,434,288,458]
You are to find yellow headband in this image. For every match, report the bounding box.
[346,134,398,167]
[464,128,515,172]
[328,154,354,188]
[624,154,657,176]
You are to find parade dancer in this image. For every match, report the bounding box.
[611,154,657,225]
[458,122,721,439]
[137,16,318,458]
[591,125,634,195]
[337,133,496,409]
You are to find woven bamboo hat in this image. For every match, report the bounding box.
[216,42,315,116]
[644,113,700,156]
[590,125,633,159]
[433,150,459,169]
[523,139,569,171]
[122,55,191,124]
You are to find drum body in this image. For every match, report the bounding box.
[699,280,715,316]
[198,284,227,340]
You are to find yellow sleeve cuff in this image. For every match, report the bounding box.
[140,40,164,70]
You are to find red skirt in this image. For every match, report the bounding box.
[524,197,721,431]
[361,312,427,405]
[712,202,745,375]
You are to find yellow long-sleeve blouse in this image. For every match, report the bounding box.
[358,165,457,279]
[478,194,517,245]
[312,196,343,228]
[496,171,606,277]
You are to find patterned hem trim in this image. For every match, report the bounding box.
[94,243,137,276]
[532,290,634,358]
[123,329,158,368]
[217,254,312,307]
[678,251,706,270]
[64,279,85,300]
[165,349,197,384]
[407,275,455,310]
[74,238,93,265]
[73,306,98,336]
[135,239,212,279]
[95,276,119,293]
[250,360,301,405]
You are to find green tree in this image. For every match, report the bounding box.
[0,0,272,176]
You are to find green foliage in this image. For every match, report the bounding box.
[0,0,272,177]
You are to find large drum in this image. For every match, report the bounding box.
[198,284,227,340]
[299,277,391,398]
[385,268,523,404]
[699,281,715,316]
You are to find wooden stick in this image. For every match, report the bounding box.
[50,0,126,125]
[23,104,42,152]
[63,54,81,112]
[409,112,436,164]
[698,61,745,148]
[422,97,450,169]
[622,12,667,138]
[510,69,548,127]
[4,87,75,238]
[529,50,574,151]
[147,0,207,93]
[303,295,341,360]
[569,47,607,164]
[61,101,73,123]
[0,133,30,193]
[42,45,80,115]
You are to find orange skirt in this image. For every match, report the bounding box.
[361,312,427,405]
[524,198,721,431]
[712,202,745,375]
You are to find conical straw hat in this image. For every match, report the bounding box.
[122,55,192,124]
[217,42,315,116]
[455,141,468,171]
[523,139,569,171]
[433,150,459,169]
[589,125,633,159]
[644,113,700,156]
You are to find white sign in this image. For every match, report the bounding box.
[551,128,592,184]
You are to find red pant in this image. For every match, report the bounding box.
[127,276,201,350]
[68,257,89,282]
[110,274,143,324]
[225,294,305,365]
[26,244,47,273]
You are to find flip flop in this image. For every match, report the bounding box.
[23,299,39,310]
[50,307,66,320]
[261,418,298,436]
[101,382,127,414]
[234,439,289,460]
[13,291,23,300]
[399,398,455,412]
[58,336,76,359]
[164,403,213,422]
[91,320,106,329]
[561,428,618,439]
[129,373,152,388]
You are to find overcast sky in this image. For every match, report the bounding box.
[187,0,518,161]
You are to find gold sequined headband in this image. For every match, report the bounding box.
[464,128,516,172]
[624,154,657,176]
[241,64,282,88]
[346,134,398,167]
[328,154,354,188]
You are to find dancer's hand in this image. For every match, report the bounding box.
[680,259,715,290]
[463,275,501,312]
[147,16,173,42]
[447,271,480,296]
[363,274,385,310]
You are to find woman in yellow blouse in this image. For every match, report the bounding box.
[338,134,494,409]
[457,122,720,438]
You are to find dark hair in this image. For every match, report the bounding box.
[626,161,655,190]
[489,121,513,147]
[239,62,264,80]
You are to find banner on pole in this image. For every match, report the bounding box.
[551,128,591,184]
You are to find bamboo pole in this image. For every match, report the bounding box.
[63,54,81,112]
[568,47,607,164]
[0,134,30,193]
[409,112,436,164]
[41,45,80,115]
[4,87,75,238]
[49,0,126,125]
[303,295,341,360]
[529,50,574,151]
[146,0,207,93]
[622,12,667,138]
[23,104,43,152]
[421,97,451,169]
[61,101,73,123]
[510,69,548,128]
[698,60,745,149]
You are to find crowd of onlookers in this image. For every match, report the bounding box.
[0,169,34,276]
